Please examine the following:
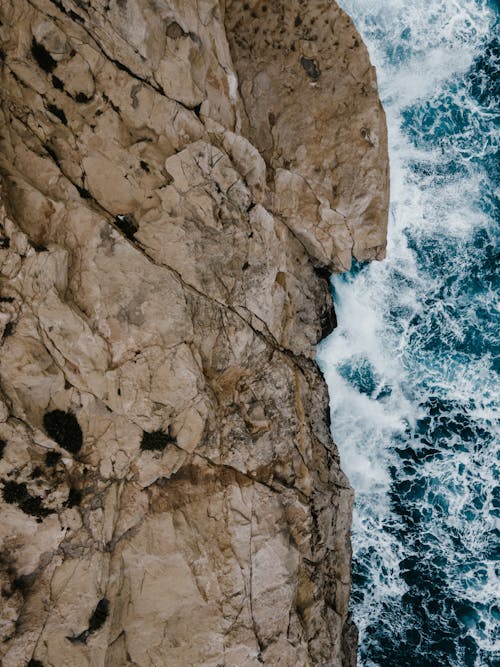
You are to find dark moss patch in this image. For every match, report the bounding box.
[0,439,6,458]
[2,480,52,519]
[31,38,57,73]
[114,214,138,240]
[140,428,174,452]
[45,450,61,467]
[51,75,64,90]
[295,14,303,27]
[12,571,36,594]
[65,487,82,508]
[47,103,68,125]
[43,410,83,455]
[300,55,320,80]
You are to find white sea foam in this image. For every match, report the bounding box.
[319,1,499,664]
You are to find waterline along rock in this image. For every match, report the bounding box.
[0,1,388,665]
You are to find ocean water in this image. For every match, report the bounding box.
[316,1,499,665]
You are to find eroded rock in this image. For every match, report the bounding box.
[0,1,388,665]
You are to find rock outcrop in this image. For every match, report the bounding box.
[0,1,388,665]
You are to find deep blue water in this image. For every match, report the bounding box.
[317,1,499,665]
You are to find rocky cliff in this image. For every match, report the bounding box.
[0,1,388,665]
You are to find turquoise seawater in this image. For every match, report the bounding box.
[317,1,499,665]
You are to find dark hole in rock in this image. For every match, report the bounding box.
[314,265,331,282]
[0,237,10,248]
[320,306,337,340]
[69,9,84,23]
[43,410,83,455]
[44,144,59,164]
[295,14,303,27]
[45,450,61,467]
[31,38,57,73]
[300,56,321,80]
[33,243,48,252]
[325,402,332,429]
[246,202,255,213]
[114,214,138,240]
[140,428,175,452]
[0,439,5,458]
[0,48,5,61]
[89,598,109,633]
[193,103,201,118]
[28,660,45,667]
[242,261,249,271]
[139,160,150,172]
[2,480,53,519]
[31,466,43,478]
[3,322,14,338]
[66,487,82,507]
[0,296,15,302]
[51,75,64,90]
[166,21,186,39]
[67,597,110,643]
[47,103,68,125]
[76,185,91,199]
[75,92,90,103]
[268,111,276,126]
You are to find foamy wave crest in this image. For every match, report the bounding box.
[318,1,499,665]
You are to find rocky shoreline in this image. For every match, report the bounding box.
[0,1,388,665]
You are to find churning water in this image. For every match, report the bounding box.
[317,1,499,665]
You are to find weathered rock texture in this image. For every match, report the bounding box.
[0,1,388,665]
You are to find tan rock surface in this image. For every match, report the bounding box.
[0,1,388,665]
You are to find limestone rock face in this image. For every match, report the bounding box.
[0,1,388,666]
